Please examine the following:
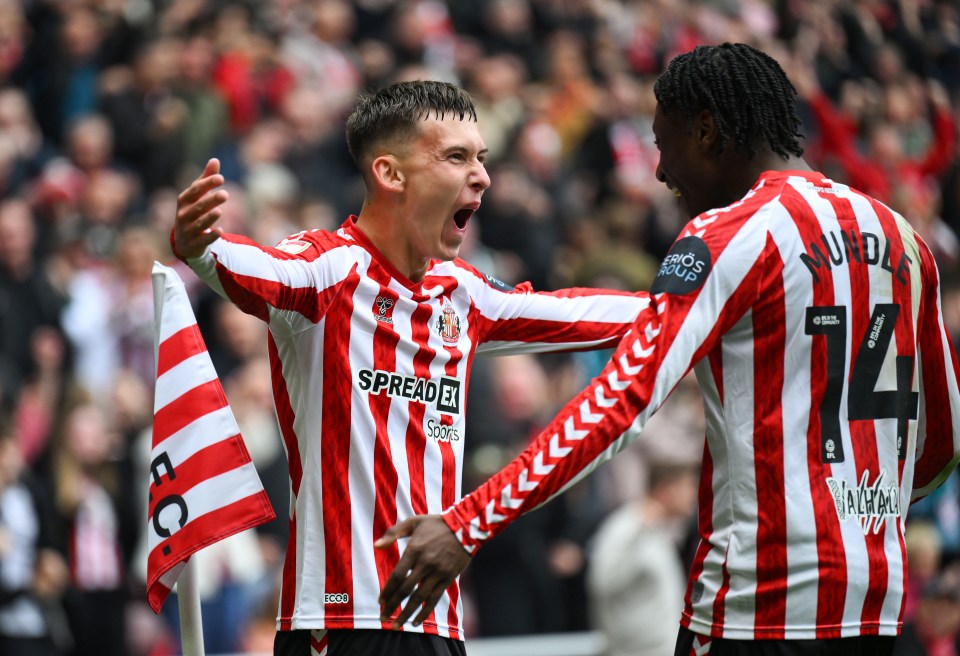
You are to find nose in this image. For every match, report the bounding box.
[472,162,491,192]
[655,163,666,184]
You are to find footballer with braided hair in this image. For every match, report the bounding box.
[380,44,960,656]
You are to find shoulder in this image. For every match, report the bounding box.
[273,228,354,260]
[430,258,531,294]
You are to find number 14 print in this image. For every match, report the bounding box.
[806,303,919,463]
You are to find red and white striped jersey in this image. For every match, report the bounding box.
[443,170,960,640]
[181,216,647,638]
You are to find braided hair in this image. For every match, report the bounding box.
[653,43,804,160]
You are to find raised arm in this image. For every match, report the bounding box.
[172,159,350,331]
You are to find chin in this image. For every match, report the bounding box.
[437,238,464,261]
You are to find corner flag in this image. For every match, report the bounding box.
[146,262,275,613]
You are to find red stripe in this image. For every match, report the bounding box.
[278,513,297,631]
[156,324,205,377]
[912,244,954,488]
[147,436,253,517]
[479,316,635,349]
[147,491,274,611]
[440,341,464,638]
[785,186,847,637]
[681,436,720,633]
[269,333,303,628]
[366,279,401,630]
[752,244,787,636]
[214,234,351,323]
[269,334,303,496]
[320,269,360,624]
[407,304,435,515]
[153,379,228,444]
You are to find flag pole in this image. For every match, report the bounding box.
[177,558,205,656]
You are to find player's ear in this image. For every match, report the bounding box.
[694,109,719,154]
[372,154,405,193]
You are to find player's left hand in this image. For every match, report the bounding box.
[375,514,471,629]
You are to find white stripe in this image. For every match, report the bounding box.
[153,264,198,344]
[347,289,379,623]
[478,337,624,356]
[157,561,185,593]
[151,406,240,465]
[154,352,219,411]
[719,312,758,631]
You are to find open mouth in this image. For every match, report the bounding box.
[453,208,475,229]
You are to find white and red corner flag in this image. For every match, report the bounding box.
[147,262,276,613]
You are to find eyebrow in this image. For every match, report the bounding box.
[443,145,489,158]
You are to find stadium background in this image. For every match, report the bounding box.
[1,0,959,654]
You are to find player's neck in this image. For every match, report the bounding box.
[354,205,430,283]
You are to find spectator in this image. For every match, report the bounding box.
[0,414,69,656]
[0,199,65,404]
[586,458,699,656]
[50,400,133,656]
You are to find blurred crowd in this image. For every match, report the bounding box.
[1,0,960,655]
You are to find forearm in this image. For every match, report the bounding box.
[445,312,660,552]
[477,289,651,355]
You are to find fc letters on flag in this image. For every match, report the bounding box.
[147,262,275,613]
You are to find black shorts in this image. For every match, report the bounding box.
[274,628,467,656]
[674,626,896,656]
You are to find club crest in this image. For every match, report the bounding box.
[436,303,461,345]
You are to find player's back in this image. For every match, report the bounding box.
[684,171,932,640]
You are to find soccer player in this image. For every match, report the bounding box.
[377,44,960,656]
[172,80,648,656]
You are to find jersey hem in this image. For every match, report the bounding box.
[275,616,464,640]
[681,614,902,640]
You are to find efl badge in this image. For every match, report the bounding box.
[374,296,395,324]
[436,303,461,345]
[275,239,311,255]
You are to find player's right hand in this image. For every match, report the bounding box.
[376,514,471,629]
[174,158,228,259]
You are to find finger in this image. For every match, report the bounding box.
[187,198,228,234]
[379,553,419,612]
[392,585,427,628]
[374,518,416,549]
[178,189,228,229]
[179,170,225,207]
[411,583,446,627]
[203,158,220,177]
[194,226,223,248]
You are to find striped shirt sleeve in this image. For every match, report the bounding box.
[181,231,352,333]
[911,242,960,501]
[442,201,774,552]
[455,259,651,355]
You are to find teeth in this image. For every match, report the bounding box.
[672,188,681,198]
